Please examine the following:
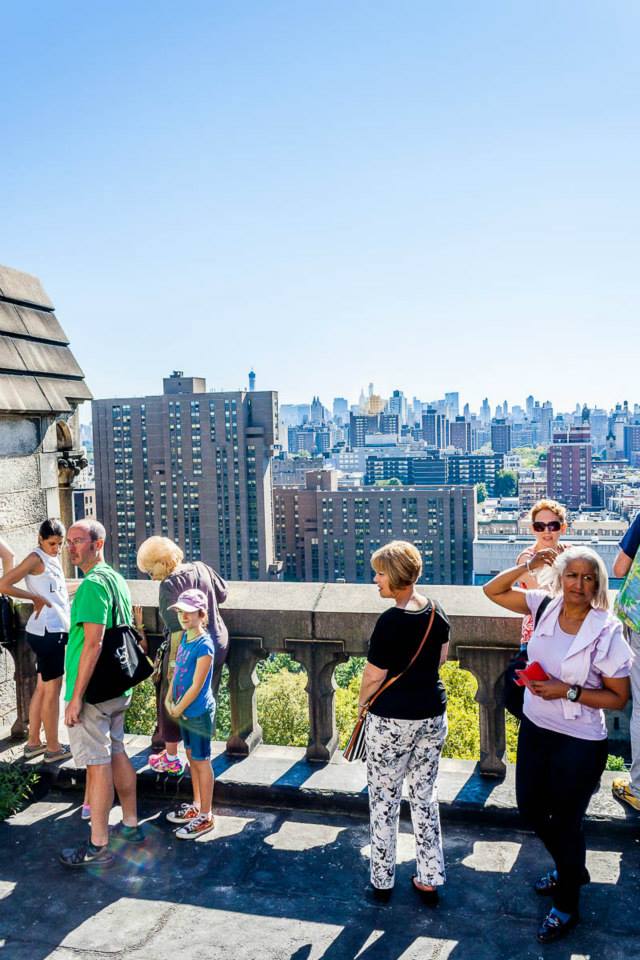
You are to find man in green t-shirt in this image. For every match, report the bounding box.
[59,519,142,868]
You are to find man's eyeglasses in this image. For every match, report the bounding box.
[532,520,562,533]
[65,538,92,547]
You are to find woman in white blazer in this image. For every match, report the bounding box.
[483,546,631,945]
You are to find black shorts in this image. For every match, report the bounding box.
[25,630,68,682]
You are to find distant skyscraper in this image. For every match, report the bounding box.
[449,416,472,453]
[547,426,592,509]
[590,408,609,453]
[388,389,408,424]
[480,398,491,425]
[248,369,256,392]
[93,373,280,580]
[422,408,449,449]
[332,397,349,424]
[310,396,325,423]
[444,392,459,420]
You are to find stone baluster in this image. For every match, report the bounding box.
[226,636,268,756]
[286,638,347,763]
[457,645,515,777]
[10,634,37,739]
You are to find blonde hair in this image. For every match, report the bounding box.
[550,546,610,610]
[371,540,422,591]
[530,498,567,525]
[136,537,184,581]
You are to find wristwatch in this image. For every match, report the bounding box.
[566,684,582,702]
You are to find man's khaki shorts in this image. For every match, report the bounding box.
[68,694,132,767]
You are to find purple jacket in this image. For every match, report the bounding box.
[159,561,229,666]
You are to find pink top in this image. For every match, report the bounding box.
[524,591,632,740]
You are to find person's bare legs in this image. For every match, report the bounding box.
[86,763,114,848]
[41,677,63,752]
[165,741,179,757]
[185,748,201,807]
[27,676,44,749]
[192,759,213,817]
[112,751,138,827]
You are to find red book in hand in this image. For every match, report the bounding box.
[515,661,550,689]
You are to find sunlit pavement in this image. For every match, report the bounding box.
[0,793,638,960]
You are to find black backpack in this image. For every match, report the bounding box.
[0,595,15,648]
[503,595,552,720]
[84,570,153,705]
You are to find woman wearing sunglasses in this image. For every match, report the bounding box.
[517,500,567,645]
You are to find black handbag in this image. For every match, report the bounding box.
[84,571,153,705]
[504,595,552,719]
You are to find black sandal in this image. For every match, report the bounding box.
[411,876,439,906]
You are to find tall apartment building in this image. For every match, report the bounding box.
[547,426,592,510]
[446,453,504,494]
[623,423,640,466]
[422,408,449,449]
[365,454,447,486]
[349,413,379,447]
[490,418,512,454]
[93,372,280,580]
[274,471,475,585]
[449,416,473,453]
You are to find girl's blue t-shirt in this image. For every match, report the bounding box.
[172,631,215,718]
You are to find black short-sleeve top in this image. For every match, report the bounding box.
[367,601,449,720]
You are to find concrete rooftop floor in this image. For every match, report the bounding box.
[0,790,638,960]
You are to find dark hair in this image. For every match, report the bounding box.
[39,518,65,540]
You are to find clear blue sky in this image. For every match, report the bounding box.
[2,1,639,418]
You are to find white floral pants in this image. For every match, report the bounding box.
[365,712,448,890]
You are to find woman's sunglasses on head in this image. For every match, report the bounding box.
[532,520,562,533]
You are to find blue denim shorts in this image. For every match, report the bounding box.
[178,709,215,761]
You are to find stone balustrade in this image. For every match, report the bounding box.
[5,581,530,776]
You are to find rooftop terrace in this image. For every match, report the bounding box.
[1,582,637,959]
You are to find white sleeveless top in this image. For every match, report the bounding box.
[24,548,70,635]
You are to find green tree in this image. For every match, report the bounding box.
[495,469,518,497]
[257,671,310,746]
[476,482,488,504]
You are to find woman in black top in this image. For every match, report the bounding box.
[357,540,450,905]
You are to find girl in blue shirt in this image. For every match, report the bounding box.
[164,588,216,839]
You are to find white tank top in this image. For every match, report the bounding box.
[24,548,70,635]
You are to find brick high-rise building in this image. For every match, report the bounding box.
[274,471,475,584]
[93,372,280,580]
[547,425,592,510]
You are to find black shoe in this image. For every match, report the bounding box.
[367,885,393,904]
[537,910,579,943]
[534,868,590,896]
[411,876,440,906]
[59,841,115,868]
[109,822,145,844]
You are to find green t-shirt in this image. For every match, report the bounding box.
[64,562,133,701]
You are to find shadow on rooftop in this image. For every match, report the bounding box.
[0,792,638,960]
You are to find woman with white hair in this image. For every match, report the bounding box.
[484,546,631,944]
[136,537,228,776]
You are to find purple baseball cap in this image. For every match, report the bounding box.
[169,588,208,613]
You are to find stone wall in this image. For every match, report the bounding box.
[4,582,631,772]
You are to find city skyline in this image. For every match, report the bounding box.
[3,2,639,413]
